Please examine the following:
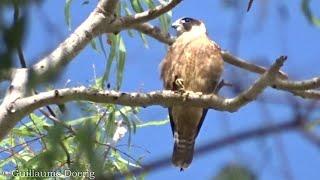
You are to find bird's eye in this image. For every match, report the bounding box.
[182,17,192,23]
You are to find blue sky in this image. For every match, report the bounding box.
[4,0,320,179]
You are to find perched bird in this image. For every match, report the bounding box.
[160,17,224,170]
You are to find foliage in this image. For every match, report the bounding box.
[0,0,319,179]
[0,0,171,179]
[214,164,256,180]
[301,0,320,27]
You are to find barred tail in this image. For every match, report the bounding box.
[172,132,195,170]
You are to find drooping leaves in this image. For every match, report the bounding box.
[301,0,320,27]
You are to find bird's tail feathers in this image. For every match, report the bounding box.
[172,132,195,170]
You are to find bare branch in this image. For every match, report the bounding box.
[98,0,120,15]
[38,109,76,135]
[300,130,320,149]
[111,119,300,178]
[133,25,292,81]
[247,0,254,12]
[0,68,16,82]
[221,51,288,79]
[273,77,320,91]
[0,57,286,140]
[31,1,114,84]
[291,90,320,99]
[118,0,182,28]
[133,23,175,45]
[224,56,287,111]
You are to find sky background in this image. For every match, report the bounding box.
[2,0,320,179]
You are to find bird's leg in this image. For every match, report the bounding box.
[174,78,191,100]
[174,78,185,93]
[214,79,233,94]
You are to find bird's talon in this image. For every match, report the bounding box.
[175,78,185,92]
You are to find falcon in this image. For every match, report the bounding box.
[160,17,224,170]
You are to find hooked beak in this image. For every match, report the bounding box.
[171,22,179,29]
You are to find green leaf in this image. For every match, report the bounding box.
[301,0,320,27]
[123,2,136,38]
[144,0,155,8]
[90,37,99,52]
[11,127,36,137]
[136,119,169,128]
[130,0,144,13]
[139,32,149,48]
[12,114,48,137]
[29,113,48,130]
[116,37,126,90]
[66,115,98,126]
[215,164,256,180]
[101,34,119,88]
[144,0,172,33]
[64,0,73,30]
[99,36,108,58]
[159,11,172,33]
[106,108,116,138]
[119,109,132,147]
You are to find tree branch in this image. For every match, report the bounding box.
[98,0,120,15]
[225,56,287,111]
[0,68,16,82]
[0,57,285,140]
[221,51,288,79]
[291,90,320,99]
[133,23,175,45]
[132,24,291,79]
[30,0,113,84]
[111,119,301,178]
[131,25,320,99]
[117,0,182,28]
[273,77,320,91]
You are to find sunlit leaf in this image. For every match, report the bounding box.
[130,0,144,13]
[116,37,126,90]
[99,35,108,57]
[90,37,100,52]
[122,2,136,38]
[101,34,119,88]
[11,113,47,137]
[136,119,169,128]
[66,115,98,126]
[119,109,132,147]
[64,0,73,30]
[106,108,116,138]
[139,32,149,48]
[144,0,171,33]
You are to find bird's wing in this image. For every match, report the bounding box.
[168,107,175,136]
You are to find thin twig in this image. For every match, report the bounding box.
[247,0,254,12]
[39,109,76,135]
[13,5,27,68]
[0,135,44,154]
[120,0,182,27]
[111,120,301,178]
[221,51,288,79]
[96,141,142,167]
[300,130,320,149]
[134,23,174,45]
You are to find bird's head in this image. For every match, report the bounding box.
[171,17,206,37]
